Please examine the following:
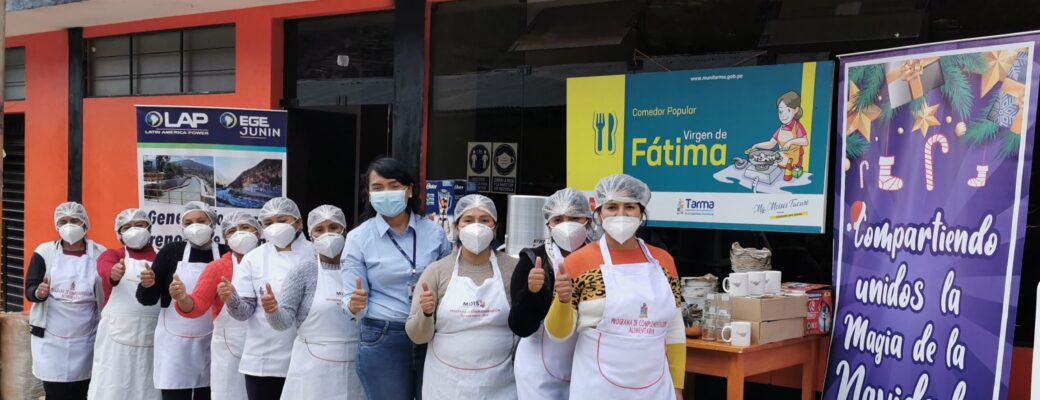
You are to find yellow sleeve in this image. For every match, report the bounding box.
[666,343,687,389]
[544,293,575,340]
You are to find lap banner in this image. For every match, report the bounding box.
[135,105,288,248]
[827,32,1039,399]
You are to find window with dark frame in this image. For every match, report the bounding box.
[88,25,235,97]
[5,47,26,101]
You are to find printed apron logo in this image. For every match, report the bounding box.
[593,112,618,155]
[462,300,487,308]
[640,302,648,319]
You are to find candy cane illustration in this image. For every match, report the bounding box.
[924,134,949,191]
[859,160,870,189]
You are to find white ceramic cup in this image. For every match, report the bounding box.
[721,321,752,347]
[747,271,765,297]
[764,271,782,294]
[722,273,748,297]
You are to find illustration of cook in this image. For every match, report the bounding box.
[746,91,808,181]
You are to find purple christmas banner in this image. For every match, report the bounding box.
[827,33,1040,400]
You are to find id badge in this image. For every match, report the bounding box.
[407,282,416,303]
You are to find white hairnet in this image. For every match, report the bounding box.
[594,174,651,208]
[114,208,150,233]
[259,197,302,222]
[54,202,89,229]
[543,188,593,221]
[454,194,498,222]
[181,201,217,226]
[221,211,261,235]
[307,205,347,234]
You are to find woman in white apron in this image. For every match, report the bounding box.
[543,175,687,400]
[225,197,315,400]
[171,211,262,400]
[406,194,519,400]
[137,201,228,400]
[88,208,161,400]
[262,205,364,400]
[27,202,106,400]
[509,189,593,399]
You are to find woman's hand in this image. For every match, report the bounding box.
[528,257,545,293]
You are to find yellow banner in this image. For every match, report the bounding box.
[566,75,626,191]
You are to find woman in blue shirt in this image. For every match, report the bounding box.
[343,157,453,400]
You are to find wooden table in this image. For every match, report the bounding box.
[686,336,819,400]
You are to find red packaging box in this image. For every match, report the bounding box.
[781,282,833,335]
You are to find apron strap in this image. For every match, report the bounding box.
[597,236,657,267]
[452,250,502,280]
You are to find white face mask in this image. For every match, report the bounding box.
[183,223,214,247]
[314,233,346,258]
[550,221,588,253]
[458,223,495,254]
[264,222,297,248]
[228,231,259,254]
[121,227,152,249]
[601,216,641,244]
[59,223,86,244]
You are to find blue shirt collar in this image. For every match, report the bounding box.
[373,212,417,237]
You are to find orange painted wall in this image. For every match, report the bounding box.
[5,31,70,283]
[5,0,394,311]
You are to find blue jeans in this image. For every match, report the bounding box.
[357,318,428,400]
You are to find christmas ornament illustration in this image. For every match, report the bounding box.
[924,134,950,191]
[877,156,903,191]
[968,165,990,188]
[859,160,870,189]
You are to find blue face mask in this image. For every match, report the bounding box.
[370,190,408,217]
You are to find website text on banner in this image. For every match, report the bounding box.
[136,105,288,248]
[826,32,1039,400]
[566,62,834,233]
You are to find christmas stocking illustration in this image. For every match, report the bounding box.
[968,165,989,188]
[877,155,904,191]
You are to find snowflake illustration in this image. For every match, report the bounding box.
[1007,52,1029,83]
[987,91,1020,128]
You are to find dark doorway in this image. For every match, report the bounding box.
[283,11,396,228]
[286,105,391,229]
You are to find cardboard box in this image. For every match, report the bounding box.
[731,294,808,322]
[750,318,805,345]
[424,180,476,242]
[782,282,834,335]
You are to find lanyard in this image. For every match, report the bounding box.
[388,230,417,278]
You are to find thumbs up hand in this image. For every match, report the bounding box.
[217,277,235,303]
[420,282,436,317]
[140,263,156,288]
[111,258,126,283]
[348,277,367,315]
[554,268,573,304]
[261,283,278,314]
[528,256,545,293]
[169,273,187,301]
[36,277,51,300]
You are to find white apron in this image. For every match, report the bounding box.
[281,257,365,400]
[515,243,578,400]
[569,238,676,400]
[423,252,517,400]
[211,254,248,400]
[31,245,99,382]
[237,237,312,377]
[153,244,218,389]
[88,248,162,400]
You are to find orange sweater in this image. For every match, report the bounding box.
[176,252,237,320]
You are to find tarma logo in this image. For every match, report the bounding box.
[145,111,163,128]
[593,112,618,155]
[677,198,716,216]
[219,112,237,129]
